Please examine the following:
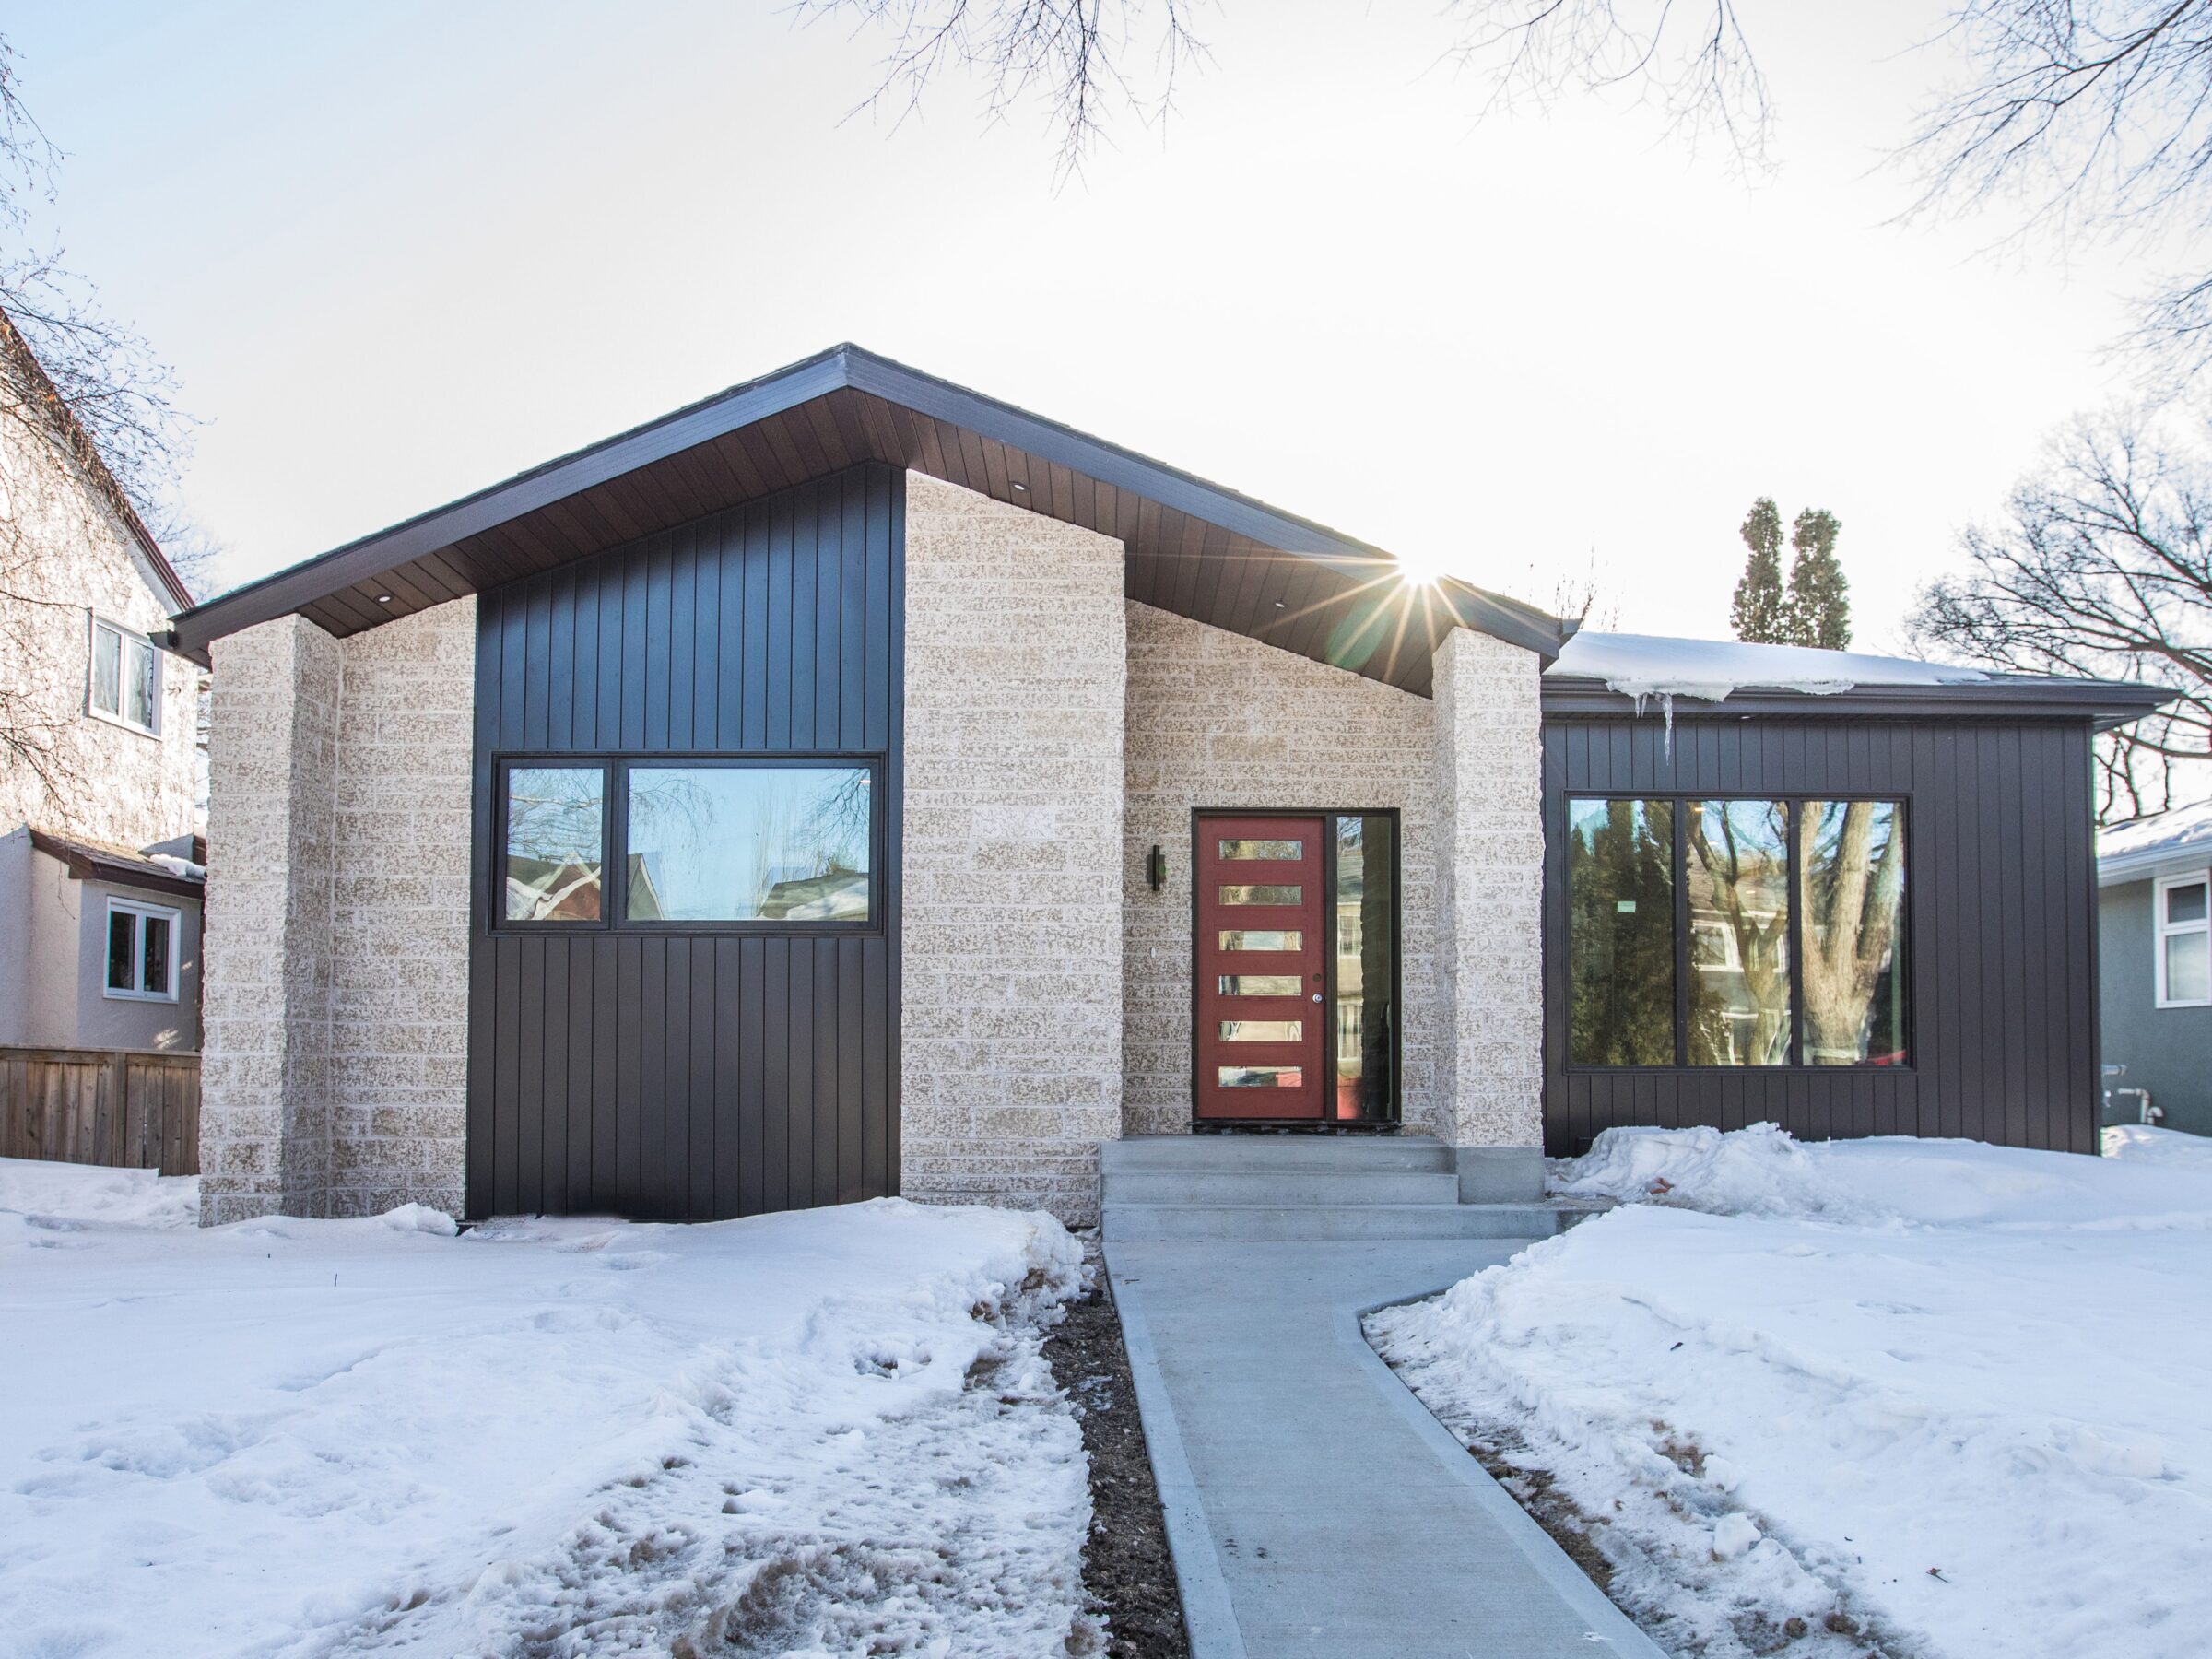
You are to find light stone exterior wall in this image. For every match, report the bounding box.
[1430,627,1546,1147]
[0,385,199,852]
[198,601,473,1224]
[899,473,1125,1224]
[1122,602,1447,1136]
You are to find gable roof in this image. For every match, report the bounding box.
[0,310,194,614]
[163,343,1565,693]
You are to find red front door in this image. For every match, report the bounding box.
[1195,816,1327,1119]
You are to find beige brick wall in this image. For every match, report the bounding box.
[1431,626,1545,1147]
[900,473,1125,1223]
[198,602,473,1224]
[199,616,341,1225]
[1122,602,1446,1136]
[328,600,474,1217]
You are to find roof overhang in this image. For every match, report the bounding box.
[164,343,1565,695]
[26,827,205,902]
[1541,676,2177,731]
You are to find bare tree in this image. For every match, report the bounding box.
[797,0,1212,177]
[802,3,2212,375]
[0,33,197,829]
[1912,410,2212,821]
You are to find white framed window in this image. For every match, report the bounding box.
[88,615,159,735]
[104,899,179,1002]
[2155,873,2212,1008]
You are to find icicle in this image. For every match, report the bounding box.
[1661,692,1675,757]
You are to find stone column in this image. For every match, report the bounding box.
[197,615,341,1224]
[899,473,1126,1225]
[1431,626,1547,1200]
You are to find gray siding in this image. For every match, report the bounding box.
[1544,716,2101,1156]
[467,464,903,1220]
[2099,877,2212,1135]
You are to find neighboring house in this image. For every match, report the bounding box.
[0,313,206,1172]
[0,826,204,1053]
[0,313,201,852]
[165,344,2168,1228]
[2098,801,2212,1136]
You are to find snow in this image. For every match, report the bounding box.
[1371,1125,2212,1659]
[2102,1121,2212,1170]
[2097,798,2212,877]
[0,1159,1093,1658]
[144,852,207,880]
[1548,631,1988,706]
[0,1156,200,1230]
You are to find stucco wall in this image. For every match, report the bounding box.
[900,473,1125,1223]
[1121,601,1445,1136]
[198,602,472,1224]
[0,388,199,851]
[1431,627,1545,1148]
[2100,877,2212,1138]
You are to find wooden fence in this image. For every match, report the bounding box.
[0,1047,201,1175]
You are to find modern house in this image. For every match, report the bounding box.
[2098,802,2212,1137]
[164,345,2168,1228]
[0,313,206,1172]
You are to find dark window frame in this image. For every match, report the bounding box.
[491,751,887,937]
[1566,793,1913,1075]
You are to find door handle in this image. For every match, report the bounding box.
[1312,993,1323,1003]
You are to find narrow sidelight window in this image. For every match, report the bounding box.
[1798,801,1910,1064]
[625,764,872,923]
[1333,813,1396,1118]
[1567,799,1677,1065]
[2157,873,2212,1008]
[89,618,159,734]
[104,900,179,1000]
[503,766,606,922]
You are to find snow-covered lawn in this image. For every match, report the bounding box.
[1371,1124,2212,1659]
[0,1158,1095,1658]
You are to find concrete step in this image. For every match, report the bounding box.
[1102,1169,1465,1206]
[1100,1201,1567,1242]
[1100,1135,1452,1173]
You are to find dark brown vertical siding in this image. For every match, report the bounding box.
[1543,715,2098,1157]
[466,463,903,1219]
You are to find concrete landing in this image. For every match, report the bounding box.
[1104,1239,1664,1659]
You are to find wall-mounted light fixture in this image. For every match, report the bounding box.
[1147,844,1167,891]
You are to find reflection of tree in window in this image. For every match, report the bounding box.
[505,768,604,921]
[1568,800,1675,1065]
[1687,802,1791,1065]
[626,767,872,922]
[1797,801,1907,1065]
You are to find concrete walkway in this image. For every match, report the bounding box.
[1104,1239,1665,1659]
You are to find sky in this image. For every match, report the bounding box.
[8,2,2163,651]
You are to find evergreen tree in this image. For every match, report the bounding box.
[1730,497,1789,642]
[1784,507,1851,649]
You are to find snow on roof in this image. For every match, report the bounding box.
[1546,631,1991,703]
[2098,799,2212,881]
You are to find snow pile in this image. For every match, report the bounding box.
[143,852,207,881]
[0,1155,200,1230]
[1549,631,1987,705]
[0,1190,1092,1657]
[2103,1121,2212,1169]
[1558,1121,2212,1229]
[1373,1124,2212,1659]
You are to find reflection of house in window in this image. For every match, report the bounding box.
[759,864,870,921]
[1690,918,1740,971]
[623,856,667,922]
[506,857,605,922]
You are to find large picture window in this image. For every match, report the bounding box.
[497,758,877,929]
[1568,796,1909,1068]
